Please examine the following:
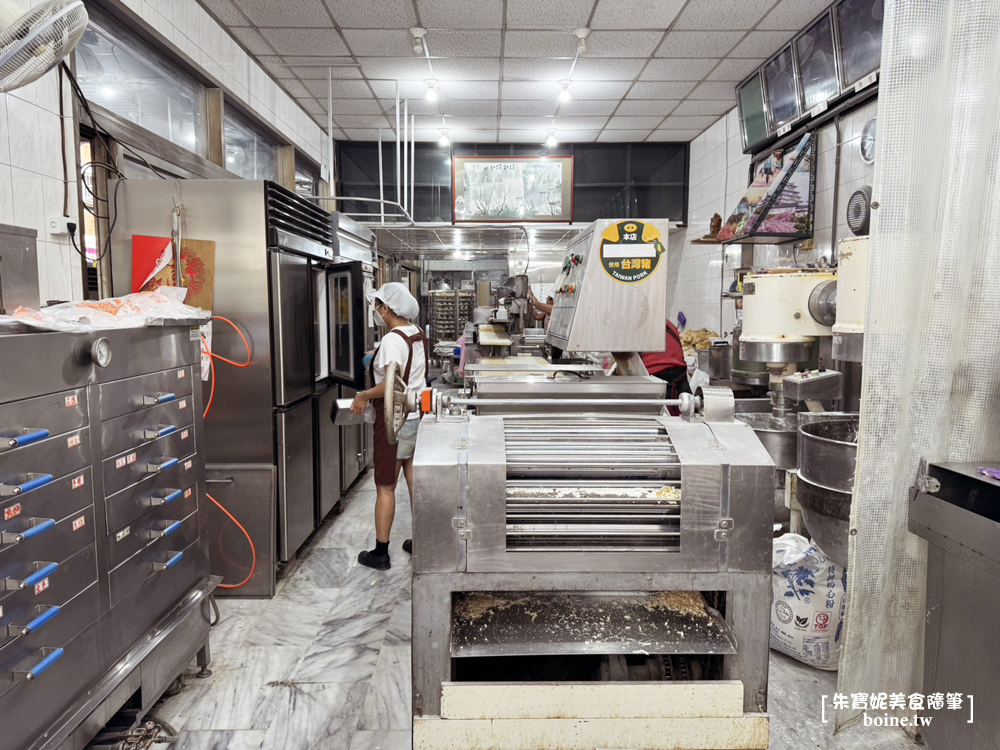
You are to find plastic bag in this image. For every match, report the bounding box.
[362,402,376,424]
[770,533,847,670]
[8,288,209,332]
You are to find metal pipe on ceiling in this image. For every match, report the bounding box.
[410,113,415,222]
[402,98,409,215]
[327,67,334,203]
[378,128,385,225]
[395,83,401,215]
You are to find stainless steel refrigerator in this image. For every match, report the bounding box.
[112,181,374,596]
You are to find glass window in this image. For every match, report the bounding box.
[224,109,277,181]
[796,13,840,111]
[295,159,319,197]
[836,0,884,87]
[738,73,770,149]
[763,46,800,130]
[76,7,207,157]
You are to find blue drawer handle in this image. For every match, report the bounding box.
[144,393,177,406]
[0,474,54,497]
[25,648,64,680]
[144,425,177,440]
[2,518,56,545]
[23,563,58,588]
[162,521,183,537]
[6,429,50,449]
[161,551,184,570]
[21,605,61,636]
[152,489,183,506]
[146,458,179,474]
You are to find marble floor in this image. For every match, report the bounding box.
[153,473,916,750]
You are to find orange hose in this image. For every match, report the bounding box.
[201,316,252,419]
[208,492,257,590]
[208,316,251,368]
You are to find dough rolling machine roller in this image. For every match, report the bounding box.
[409,220,774,750]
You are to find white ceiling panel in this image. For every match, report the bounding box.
[705,58,763,81]
[258,27,349,56]
[449,129,499,142]
[640,58,717,82]
[503,31,577,58]
[442,80,500,99]
[290,65,363,80]
[257,58,294,79]
[335,114,393,129]
[358,57,433,80]
[656,31,744,58]
[200,0,248,26]
[505,0,593,30]
[557,99,619,116]
[305,78,373,98]
[586,31,664,58]
[647,129,704,141]
[607,115,667,129]
[235,0,332,28]
[558,130,601,142]
[283,55,359,65]
[503,58,573,82]
[432,58,502,81]
[757,0,831,31]
[386,99,441,116]
[416,0,504,29]
[341,128,396,141]
[590,0,686,31]
[497,129,553,143]
[501,81,560,101]
[568,81,633,99]
[672,0,774,30]
[571,58,646,82]
[369,80,431,99]
[500,116,557,129]
[341,29,415,56]
[278,79,313,98]
[596,129,653,142]
[329,99,387,115]
[228,26,272,55]
[501,99,557,116]
[671,99,734,116]
[616,99,681,115]
[660,114,721,129]
[728,30,796,59]
[322,0,418,29]
[300,99,326,115]
[412,115,446,129]
[628,81,698,99]
[429,31,503,57]
[688,81,741,99]
[440,100,500,116]
[444,116,499,129]
[554,116,610,129]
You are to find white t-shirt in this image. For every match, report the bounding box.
[374,325,426,420]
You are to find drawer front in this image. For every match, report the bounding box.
[0,469,94,554]
[109,488,198,570]
[0,504,96,586]
[102,427,195,497]
[109,515,201,607]
[100,398,196,459]
[0,581,100,689]
[0,388,89,451]
[0,616,102,747]
[0,428,92,498]
[98,368,194,422]
[0,543,97,652]
[105,456,200,533]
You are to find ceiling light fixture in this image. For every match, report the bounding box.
[557,80,571,103]
[425,79,439,102]
[439,128,451,147]
[545,130,558,148]
[574,28,591,55]
[409,27,427,56]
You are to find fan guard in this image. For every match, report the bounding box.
[846,185,873,236]
[0,0,88,93]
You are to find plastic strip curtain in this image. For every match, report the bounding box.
[837,0,1000,731]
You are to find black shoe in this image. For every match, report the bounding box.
[402,539,412,554]
[358,549,390,570]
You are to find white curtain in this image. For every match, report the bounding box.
[837,0,1000,730]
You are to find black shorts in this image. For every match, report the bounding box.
[653,366,692,396]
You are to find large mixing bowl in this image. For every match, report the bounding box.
[735,412,798,471]
[796,414,859,568]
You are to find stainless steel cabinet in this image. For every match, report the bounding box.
[276,400,315,561]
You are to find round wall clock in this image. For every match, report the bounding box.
[860,117,877,164]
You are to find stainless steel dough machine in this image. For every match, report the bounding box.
[410,220,774,750]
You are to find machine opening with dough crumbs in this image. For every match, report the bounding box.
[408,220,775,750]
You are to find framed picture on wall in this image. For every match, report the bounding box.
[453,156,574,222]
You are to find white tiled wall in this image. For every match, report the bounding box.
[668,100,877,336]
[0,0,329,304]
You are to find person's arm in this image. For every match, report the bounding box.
[350,332,403,413]
[350,381,386,414]
[533,299,554,315]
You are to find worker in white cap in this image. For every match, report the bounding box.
[350,282,428,570]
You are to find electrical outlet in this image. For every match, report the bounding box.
[48,216,73,236]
